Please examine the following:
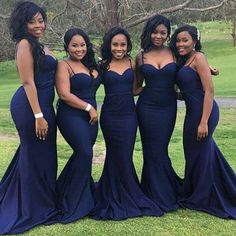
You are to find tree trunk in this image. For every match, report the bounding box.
[232,17,236,47]
[103,0,120,29]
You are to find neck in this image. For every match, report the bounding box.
[183,50,195,60]
[152,44,165,51]
[112,55,128,63]
[68,57,82,63]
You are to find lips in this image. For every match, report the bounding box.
[178,48,185,53]
[114,52,124,57]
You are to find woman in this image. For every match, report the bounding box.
[56,28,100,223]
[170,24,236,219]
[92,27,163,220]
[0,1,58,234]
[134,15,182,212]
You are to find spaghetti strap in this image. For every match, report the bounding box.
[128,58,133,69]
[185,53,197,67]
[64,60,76,75]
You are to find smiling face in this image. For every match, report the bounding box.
[26,12,45,39]
[110,33,128,60]
[151,24,168,47]
[176,31,196,56]
[67,34,87,61]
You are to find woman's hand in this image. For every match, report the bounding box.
[197,122,208,141]
[209,66,219,76]
[89,106,98,125]
[35,117,48,140]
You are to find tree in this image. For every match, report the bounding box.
[0,0,230,61]
[223,0,236,46]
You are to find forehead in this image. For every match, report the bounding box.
[111,33,127,42]
[31,12,43,20]
[177,31,192,39]
[153,24,168,32]
[70,34,86,44]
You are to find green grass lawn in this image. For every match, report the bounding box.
[0,108,236,235]
[0,21,236,235]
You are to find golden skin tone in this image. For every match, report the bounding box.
[26,12,45,39]
[108,33,134,74]
[56,34,98,125]
[110,33,128,62]
[17,12,55,140]
[134,24,174,95]
[176,31,214,140]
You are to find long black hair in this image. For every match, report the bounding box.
[169,24,202,67]
[100,26,132,72]
[9,1,47,74]
[63,28,97,77]
[141,14,171,52]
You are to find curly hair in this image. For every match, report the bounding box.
[141,14,171,52]
[100,26,132,72]
[169,24,202,67]
[9,1,47,74]
[63,28,97,77]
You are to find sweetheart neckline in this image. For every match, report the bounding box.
[141,62,176,71]
[107,68,132,76]
[70,72,100,80]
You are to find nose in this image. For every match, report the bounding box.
[177,41,184,47]
[116,46,123,51]
[35,22,42,28]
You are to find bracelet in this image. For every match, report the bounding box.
[34,112,43,119]
[85,103,92,112]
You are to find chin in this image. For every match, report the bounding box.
[178,51,186,56]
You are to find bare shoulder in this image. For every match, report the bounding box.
[58,59,68,67]
[57,60,70,72]
[195,51,207,62]
[17,39,31,52]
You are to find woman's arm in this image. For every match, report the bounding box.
[16,39,48,139]
[55,61,97,124]
[195,52,214,140]
[133,52,144,96]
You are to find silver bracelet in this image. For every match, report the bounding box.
[85,103,92,112]
[34,112,43,119]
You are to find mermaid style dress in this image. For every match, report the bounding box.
[136,61,181,212]
[92,67,163,220]
[0,55,58,234]
[176,66,236,219]
[56,71,100,223]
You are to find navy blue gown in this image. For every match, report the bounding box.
[0,55,58,234]
[176,66,236,219]
[56,71,100,223]
[136,61,181,212]
[92,67,163,220]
